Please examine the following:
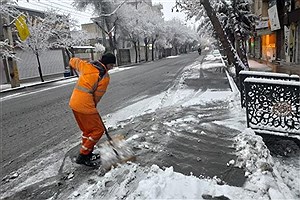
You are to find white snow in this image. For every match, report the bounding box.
[239,70,290,77]
[166,55,180,59]
[2,57,299,200]
[245,77,300,86]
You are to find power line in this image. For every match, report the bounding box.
[31,1,93,18]
[17,0,94,19]
[48,0,95,15]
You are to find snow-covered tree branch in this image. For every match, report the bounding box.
[177,0,257,83]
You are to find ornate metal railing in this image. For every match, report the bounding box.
[239,71,299,107]
[244,77,300,137]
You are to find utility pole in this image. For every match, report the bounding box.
[2,15,20,88]
[0,13,10,83]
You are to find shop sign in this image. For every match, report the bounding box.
[256,20,269,30]
[284,26,290,60]
[268,1,281,31]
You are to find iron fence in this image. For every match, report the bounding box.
[239,71,299,107]
[244,77,300,137]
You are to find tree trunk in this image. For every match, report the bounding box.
[133,41,138,63]
[144,37,149,62]
[201,0,247,82]
[36,53,44,82]
[236,34,249,69]
[138,40,141,62]
[151,38,156,61]
[232,0,249,69]
[104,17,114,52]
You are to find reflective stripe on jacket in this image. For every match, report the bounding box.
[69,57,110,114]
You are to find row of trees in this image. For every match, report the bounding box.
[73,0,199,63]
[178,0,256,83]
[1,0,257,85]
[1,0,199,84]
[72,0,257,83]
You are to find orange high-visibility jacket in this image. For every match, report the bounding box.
[69,58,110,114]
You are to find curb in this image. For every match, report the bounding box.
[0,76,76,94]
[0,62,145,94]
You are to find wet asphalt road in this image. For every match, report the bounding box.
[0,52,199,180]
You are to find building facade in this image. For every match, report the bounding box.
[81,23,105,46]
[249,0,300,73]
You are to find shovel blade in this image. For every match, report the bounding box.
[99,134,136,169]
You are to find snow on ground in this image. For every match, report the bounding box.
[248,60,272,71]
[70,57,299,199]
[1,55,299,200]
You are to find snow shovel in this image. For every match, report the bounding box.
[99,118,136,169]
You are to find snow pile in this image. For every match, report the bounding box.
[68,163,267,200]
[273,158,300,197]
[235,128,274,174]
[127,165,212,199]
[234,128,297,199]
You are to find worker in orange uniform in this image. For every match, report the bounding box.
[69,52,116,167]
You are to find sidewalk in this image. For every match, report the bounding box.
[248,58,300,76]
[0,74,73,93]
[248,59,273,72]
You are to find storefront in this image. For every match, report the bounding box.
[261,33,276,61]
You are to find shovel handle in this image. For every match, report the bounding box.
[98,115,120,157]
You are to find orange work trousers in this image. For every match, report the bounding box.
[72,110,105,155]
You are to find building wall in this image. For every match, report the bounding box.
[81,23,104,45]
[251,0,300,66]
[254,0,269,17]
[15,49,65,80]
[254,36,261,59]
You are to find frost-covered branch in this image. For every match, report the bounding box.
[0,40,18,59]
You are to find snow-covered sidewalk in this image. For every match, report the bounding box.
[1,56,299,200]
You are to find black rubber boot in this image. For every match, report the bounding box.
[88,152,101,161]
[75,154,98,167]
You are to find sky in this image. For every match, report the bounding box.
[1,53,299,199]
[16,0,189,26]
